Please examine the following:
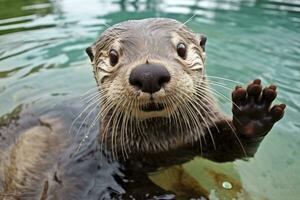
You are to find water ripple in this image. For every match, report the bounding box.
[0,0,299,199]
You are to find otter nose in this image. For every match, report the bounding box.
[129,63,170,94]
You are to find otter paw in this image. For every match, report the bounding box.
[231,79,286,137]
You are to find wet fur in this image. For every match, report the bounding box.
[90,18,222,157]
[0,18,285,199]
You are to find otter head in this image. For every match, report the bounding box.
[86,18,213,154]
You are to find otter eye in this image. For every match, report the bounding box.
[177,43,187,59]
[109,49,119,66]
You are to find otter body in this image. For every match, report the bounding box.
[0,18,285,199]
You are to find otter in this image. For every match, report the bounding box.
[0,18,285,199]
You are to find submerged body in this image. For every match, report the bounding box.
[0,18,285,199]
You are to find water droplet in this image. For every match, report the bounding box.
[222,181,232,190]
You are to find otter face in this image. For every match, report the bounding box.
[86,18,207,121]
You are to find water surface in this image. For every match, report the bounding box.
[0,0,299,199]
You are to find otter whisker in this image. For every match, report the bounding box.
[204,75,243,85]
[206,80,227,86]
[101,95,131,160]
[115,99,131,160]
[162,96,176,128]
[99,101,118,161]
[103,103,120,160]
[168,95,187,137]
[172,87,204,148]
[187,99,216,149]
[125,97,138,153]
[193,91,221,132]
[193,83,218,105]
[70,93,107,136]
[111,105,124,160]
[190,79,221,132]
[76,94,106,131]
[174,93,204,154]
[128,99,137,153]
[135,102,148,141]
[80,85,101,98]
[124,99,135,156]
[80,83,110,102]
[81,95,115,150]
[119,99,134,160]
[76,97,112,151]
[194,84,247,156]
[176,88,216,149]
[100,99,116,119]
[183,13,197,25]
[171,91,199,144]
[207,80,236,92]
[126,99,137,153]
[194,85,237,127]
[165,95,184,140]
[82,93,101,105]
[195,85,240,110]
[81,90,102,103]
[98,96,116,130]
[119,108,127,160]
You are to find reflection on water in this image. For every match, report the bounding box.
[0,0,299,199]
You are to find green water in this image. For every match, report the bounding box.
[0,0,299,199]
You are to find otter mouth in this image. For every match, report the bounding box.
[140,102,165,112]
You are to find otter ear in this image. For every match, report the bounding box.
[85,46,94,62]
[199,34,207,52]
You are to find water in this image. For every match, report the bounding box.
[0,0,299,199]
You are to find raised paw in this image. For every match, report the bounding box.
[231,79,286,138]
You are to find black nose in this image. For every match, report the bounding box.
[129,63,171,94]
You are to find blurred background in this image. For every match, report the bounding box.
[0,0,299,199]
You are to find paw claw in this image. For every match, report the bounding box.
[253,79,261,85]
[232,88,246,104]
[269,85,277,91]
[261,87,277,105]
[270,105,285,122]
[235,85,242,90]
[247,83,262,101]
[279,104,286,109]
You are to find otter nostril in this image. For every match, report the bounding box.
[131,79,142,90]
[129,63,170,94]
[158,74,170,87]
